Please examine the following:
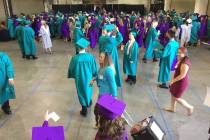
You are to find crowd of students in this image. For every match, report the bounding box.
[0,8,210,139]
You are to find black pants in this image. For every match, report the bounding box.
[2,100,10,111]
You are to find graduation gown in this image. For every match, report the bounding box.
[144,27,158,59]
[158,39,179,83]
[15,25,24,54]
[7,18,15,39]
[73,28,85,52]
[39,25,52,49]
[97,66,117,98]
[99,32,123,87]
[22,26,37,56]
[68,53,98,107]
[88,19,98,49]
[61,21,70,38]
[56,18,63,37]
[0,52,16,105]
[123,41,139,76]
[49,19,56,37]
[0,28,10,42]
[189,21,200,43]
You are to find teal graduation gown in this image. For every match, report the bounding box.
[22,26,37,56]
[97,66,117,98]
[123,41,139,76]
[73,28,85,52]
[99,32,123,87]
[68,53,97,107]
[15,25,24,54]
[158,39,179,83]
[0,52,16,105]
[7,18,15,39]
[144,27,158,59]
[190,21,201,44]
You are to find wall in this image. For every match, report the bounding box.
[207,0,210,16]
[171,0,195,13]
[11,0,44,15]
[0,0,6,20]
[194,0,208,15]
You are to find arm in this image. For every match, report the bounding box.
[4,54,15,85]
[67,57,75,78]
[170,63,189,85]
[115,31,123,46]
[106,68,117,97]
[130,42,138,63]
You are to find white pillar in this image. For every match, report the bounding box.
[194,0,208,15]
[164,0,172,11]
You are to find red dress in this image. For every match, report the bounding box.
[170,59,190,98]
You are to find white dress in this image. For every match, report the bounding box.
[39,25,52,49]
[180,24,192,46]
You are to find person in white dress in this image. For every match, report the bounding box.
[180,19,193,47]
[39,20,53,54]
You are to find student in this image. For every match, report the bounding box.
[90,52,117,98]
[123,32,139,85]
[94,94,128,140]
[73,21,85,54]
[22,20,38,60]
[0,21,10,42]
[0,52,16,115]
[189,15,200,47]
[143,21,159,63]
[15,20,25,58]
[39,20,53,54]
[68,38,97,117]
[61,19,70,42]
[158,29,179,89]
[180,19,192,47]
[99,25,123,87]
[165,47,194,116]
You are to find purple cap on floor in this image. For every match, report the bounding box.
[32,125,65,140]
[96,94,126,120]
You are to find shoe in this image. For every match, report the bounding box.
[142,58,147,63]
[153,58,158,62]
[80,107,87,117]
[1,107,12,115]
[158,84,169,89]
[125,78,131,83]
[32,56,38,60]
[26,55,30,60]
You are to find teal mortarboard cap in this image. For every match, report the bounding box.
[103,24,115,32]
[76,38,90,49]
[24,20,31,25]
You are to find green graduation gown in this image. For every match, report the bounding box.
[22,26,37,56]
[144,27,158,59]
[98,32,123,87]
[15,25,24,54]
[7,18,15,39]
[73,28,85,53]
[123,41,139,76]
[68,52,98,107]
[190,21,201,44]
[0,52,16,105]
[97,66,117,98]
[158,39,179,83]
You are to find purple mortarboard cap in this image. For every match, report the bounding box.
[96,94,126,120]
[32,125,65,140]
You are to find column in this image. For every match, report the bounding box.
[194,0,208,15]
[164,0,172,11]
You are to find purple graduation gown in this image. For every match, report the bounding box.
[136,22,145,48]
[199,16,208,39]
[61,21,70,38]
[122,19,129,45]
[88,19,98,48]
[35,19,41,37]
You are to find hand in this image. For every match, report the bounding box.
[115,26,119,32]
[45,110,50,121]
[8,79,14,86]
[169,80,174,86]
[89,79,95,87]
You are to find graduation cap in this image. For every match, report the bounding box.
[76,38,90,49]
[32,125,65,140]
[102,24,115,32]
[96,94,126,120]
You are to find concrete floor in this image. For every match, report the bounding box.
[0,39,210,140]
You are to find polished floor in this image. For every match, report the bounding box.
[0,39,210,140]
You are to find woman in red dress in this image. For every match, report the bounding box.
[165,47,194,116]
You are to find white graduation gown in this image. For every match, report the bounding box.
[40,25,52,49]
[180,24,192,46]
